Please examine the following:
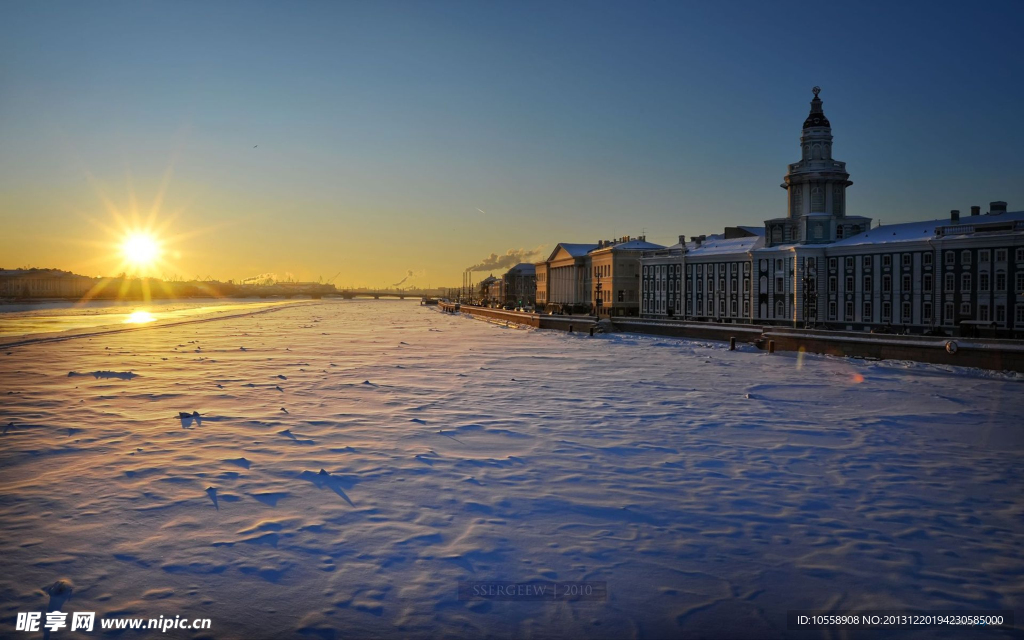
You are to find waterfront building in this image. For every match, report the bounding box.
[640,88,1024,336]
[502,263,536,308]
[0,269,97,299]
[536,237,664,316]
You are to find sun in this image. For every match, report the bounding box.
[121,232,162,270]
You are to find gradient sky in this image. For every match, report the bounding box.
[2,1,1022,287]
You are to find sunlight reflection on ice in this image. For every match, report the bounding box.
[124,310,156,324]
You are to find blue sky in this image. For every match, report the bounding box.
[1,1,1022,284]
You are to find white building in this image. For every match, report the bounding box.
[641,88,1024,336]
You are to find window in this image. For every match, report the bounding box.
[643,266,649,276]
[882,301,891,320]
[863,301,872,319]
[697,279,703,292]
[923,253,933,266]
[1018,305,1024,324]
[996,271,1006,291]
[836,226,844,239]
[945,302,954,324]
[980,305,989,321]
[846,276,854,291]
[743,300,750,317]
[923,302,932,322]
[980,272,990,292]
[828,276,837,293]
[776,277,784,292]
[828,301,836,319]
[996,249,1007,263]
[883,255,892,268]
[1017,272,1024,292]
[719,278,726,292]
[980,249,990,263]
[686,301,692,314]
[960,302,971,315]
[996,305,1006,324]
[697,301,703,314]
[883,275,892,293]
[720,300,726,315]
[902,302,911,322]
[864,275,872,291]
[923,274,932,292]
[902,275,911,291]
[962,250,972,265]
[845,257,854,269]
[945,251,955,265]
[863,255,871,269]
[961,273,971,292]
[759,275,767,292]
[829,258,837,270]
[759,259,767,271]
[845,301,854,320]
[805,258,815,270]
[776,259,784,271]
[945,273,955,292]
[778,300,786,318]
[731,278,738,292]
[1017,248,1024,262]
[902,253,912,267]
[731,300,737,315]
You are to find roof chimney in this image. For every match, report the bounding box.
[989,201,1008,215]
[950,209,960,223]
[970,205,981,216]
[678,234,686,247]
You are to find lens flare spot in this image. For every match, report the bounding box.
[850,372,865,384]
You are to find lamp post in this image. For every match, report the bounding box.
[595,277,603,318]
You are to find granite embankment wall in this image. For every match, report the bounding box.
[441,304,1024,372]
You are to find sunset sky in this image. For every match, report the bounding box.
[2,1,1022,287]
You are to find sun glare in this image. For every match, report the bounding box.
[122,233,162,270]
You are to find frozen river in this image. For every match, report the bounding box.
[0,300,1021,638]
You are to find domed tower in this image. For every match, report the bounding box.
[776,87,855,244]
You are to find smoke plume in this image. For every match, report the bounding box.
[465,247,544,273]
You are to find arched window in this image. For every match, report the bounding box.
[811,186,824,210]
[776,300,785,318]
[772,227,783,244]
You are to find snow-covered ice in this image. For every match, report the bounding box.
[0,300,1022,639]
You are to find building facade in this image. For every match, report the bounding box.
[502,263,537,308]
[640,88,1024,336]
[536,237,664,316]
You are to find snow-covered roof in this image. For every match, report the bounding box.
[832,211,1024,247]
[558,243,600,258]
[686,234,764,257]
[736,226,766,236]
[595,239,665,252]
[506,263,536,275]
